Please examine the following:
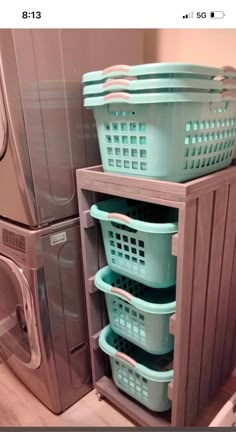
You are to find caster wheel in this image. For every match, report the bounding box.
[96,391,103,401]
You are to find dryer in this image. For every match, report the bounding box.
[0,217,92,413]
[0,29,143,226]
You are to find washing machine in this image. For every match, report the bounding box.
[0,216,92,413]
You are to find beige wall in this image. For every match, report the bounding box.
[144,29,236,67]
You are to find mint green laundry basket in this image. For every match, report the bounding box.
[82,63,236,85]
[85,91,236,182]
[83,77,230,97]
[90,198,178,288]
[95,266,176,354]
[99,325,173,412]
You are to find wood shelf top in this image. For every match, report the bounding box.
[76,162,236,205]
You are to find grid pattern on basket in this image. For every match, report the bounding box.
[107,203,168,275]
[104,121,147,172]
[183,118,236,170]
[109,231,146,275]
[112,330,149,402]
[114,360,148,404]
[110,296,146,344]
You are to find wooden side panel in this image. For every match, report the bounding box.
[198,186,229,412]
[187,165,236,200]
[185,192,214,426]
[171,202,197,426]
[211,181,236,396]
[221,227,236,381]
[77,188,106,384]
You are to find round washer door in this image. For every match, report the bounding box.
[0,81,7,159]
[0,255,41,369]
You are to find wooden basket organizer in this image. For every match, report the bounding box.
[76,163,236,427]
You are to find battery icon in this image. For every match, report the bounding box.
[210,11,225,18]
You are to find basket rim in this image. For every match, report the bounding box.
[84,91,236,107]
[99,325,174,382]
[95,266,176,314]
[83,77,226,96]
[90,198,178,234]
[82,63,233,83]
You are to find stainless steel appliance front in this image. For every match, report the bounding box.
[0,29,143,226]
[0,217,92,413]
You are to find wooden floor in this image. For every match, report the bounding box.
[0,362,235,427]
[0,363,133,427]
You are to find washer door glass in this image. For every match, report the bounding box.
[0,81,7,159]
[0,256,41,369]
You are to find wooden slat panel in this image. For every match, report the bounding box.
[221,238,236,382]
[198,186,229,412]
[185,192,214,426]
[210,181,236,396]
[186,165,236,200]
[194,388,233,427]
[221,370,236,396]
[171,202,197,426]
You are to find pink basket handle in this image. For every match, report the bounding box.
[107,213,131,223]
[102,65,130,75]
[221,78,236,86]
[104,92,130,102]
[111,287,133,301]
[103,79,131,89]
[221,90,236,98]
[115,351,137,367]
[222,65,236,74]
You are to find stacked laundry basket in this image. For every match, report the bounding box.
[83,63,236,182]
[83,63,236,413]
[91,198,178,412]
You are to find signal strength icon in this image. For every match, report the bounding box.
[183,12,194,18]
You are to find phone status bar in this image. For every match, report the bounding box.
[182,11,226,19]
